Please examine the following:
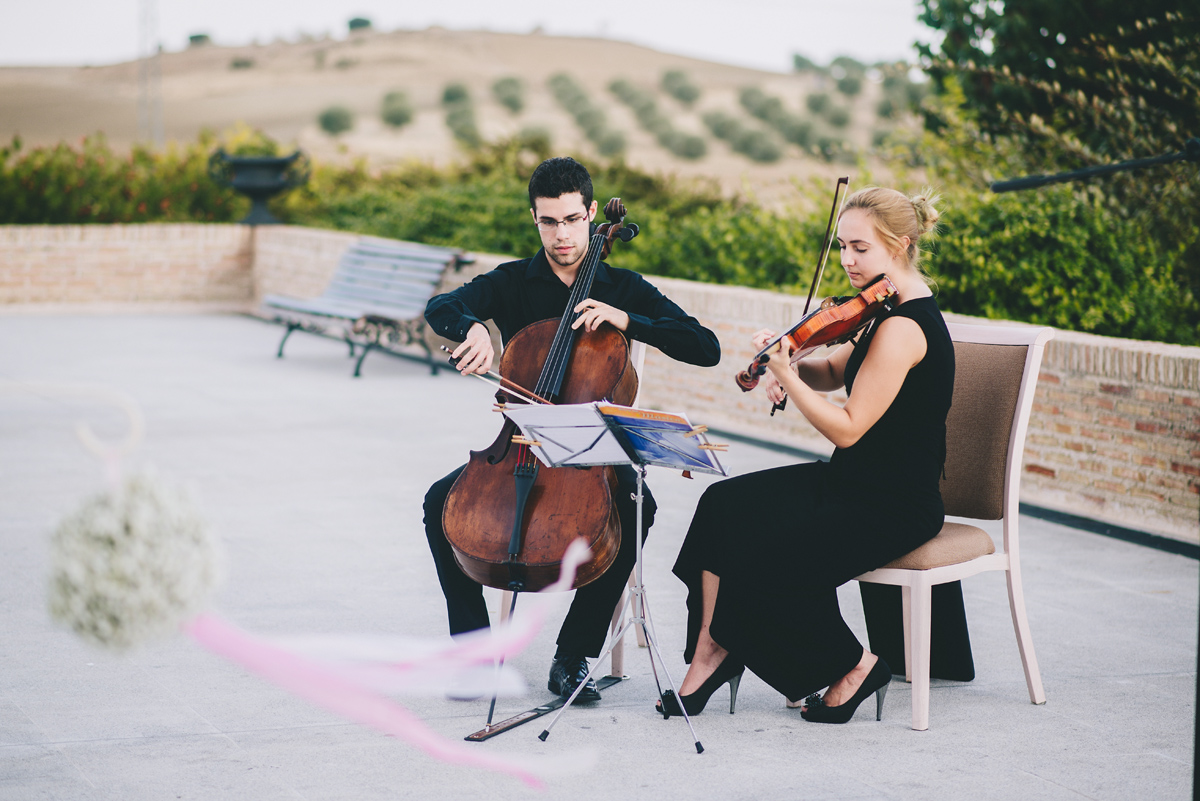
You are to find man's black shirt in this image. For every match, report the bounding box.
[424,248,720,367]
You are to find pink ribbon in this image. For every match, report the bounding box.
[184,539,595,788]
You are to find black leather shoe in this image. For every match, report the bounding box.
[548,655,602,704]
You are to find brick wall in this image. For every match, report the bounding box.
[0,224,253,306]
[2,224,1195,544]
[1023,333,1199,543]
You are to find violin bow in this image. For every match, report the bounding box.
[772,177,849,416]
[802,176,850,317]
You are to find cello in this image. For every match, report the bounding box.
[441,199,640,594]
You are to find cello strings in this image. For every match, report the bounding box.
[521,229,605,470]
[534,229,605,401]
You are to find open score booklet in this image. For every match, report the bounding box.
[502,402,726,476]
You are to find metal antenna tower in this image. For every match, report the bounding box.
[137,0,163,146]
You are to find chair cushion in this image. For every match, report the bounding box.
[881,522,996,570]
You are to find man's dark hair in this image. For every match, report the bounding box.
[528,157,593,211]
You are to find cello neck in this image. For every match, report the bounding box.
[533,226,606,401]
[534,198,631,401]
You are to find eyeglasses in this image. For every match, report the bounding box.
[535,213,590,231]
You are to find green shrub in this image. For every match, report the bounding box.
[318,106,353,135]
[702,112,781,161]
[826,106,851,128]
[792,53,818,72]
[442,83,469,105]
[925,185,1194,342]
[516,127,552,152]
[738,87,814,153]
[492,77,524,114]
[8,125,1192,345]
[733,129,782,163]
[835,75,862,97]
[547,73,626,157]
[661,70,701,105]
[610,78,706,160]
[188,34,211,47]
[776,117,814,149]
[445,105,480,148]
[0,131,249,224]
[814,135,848,162]
[806,93,830,115]
[441,84,480,148]
[347,17,371,31]
[701,111,740,140]
[229,57,254,70]
[381,91,414,129]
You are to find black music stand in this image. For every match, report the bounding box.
[501,401,728,753]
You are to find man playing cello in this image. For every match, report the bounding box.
[422,157,721,703]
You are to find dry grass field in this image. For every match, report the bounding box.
[0,27,905,203]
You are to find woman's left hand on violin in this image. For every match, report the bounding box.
[755,329,794,372]
[572,299,630,332]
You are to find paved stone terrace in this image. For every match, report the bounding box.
[1,312,1195,800]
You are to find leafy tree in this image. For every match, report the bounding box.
[917,3,1199,341]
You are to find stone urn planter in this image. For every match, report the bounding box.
[207,150,310,225]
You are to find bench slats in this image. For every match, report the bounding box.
[262,236,471,376]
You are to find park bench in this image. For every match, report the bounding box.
[262,236,473,377]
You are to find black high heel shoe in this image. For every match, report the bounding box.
[656,655,745,718]
[800,656,891,724]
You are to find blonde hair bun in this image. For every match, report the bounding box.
[909,189,941,237]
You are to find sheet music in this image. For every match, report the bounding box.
[503,402,726,476]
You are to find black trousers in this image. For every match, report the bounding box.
[423,463,655,658]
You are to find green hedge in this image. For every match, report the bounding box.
[0,132,247,223]
[2,128,1194,345]
[927,185,1195,343]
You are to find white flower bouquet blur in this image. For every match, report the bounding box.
[47,471,221,650]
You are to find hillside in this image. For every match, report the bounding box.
[0,27,910,203]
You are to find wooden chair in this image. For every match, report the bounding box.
[855,322,1053,730]
[498,340,648,676]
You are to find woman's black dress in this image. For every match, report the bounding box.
[671,296,955,701]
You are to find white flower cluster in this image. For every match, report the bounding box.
[47,472,222,650]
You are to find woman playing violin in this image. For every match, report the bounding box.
[662,187,953,723]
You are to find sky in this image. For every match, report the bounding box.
[0,0,934,73]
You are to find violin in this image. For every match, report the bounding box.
[441,199,639,593]
[734,274,899,391]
